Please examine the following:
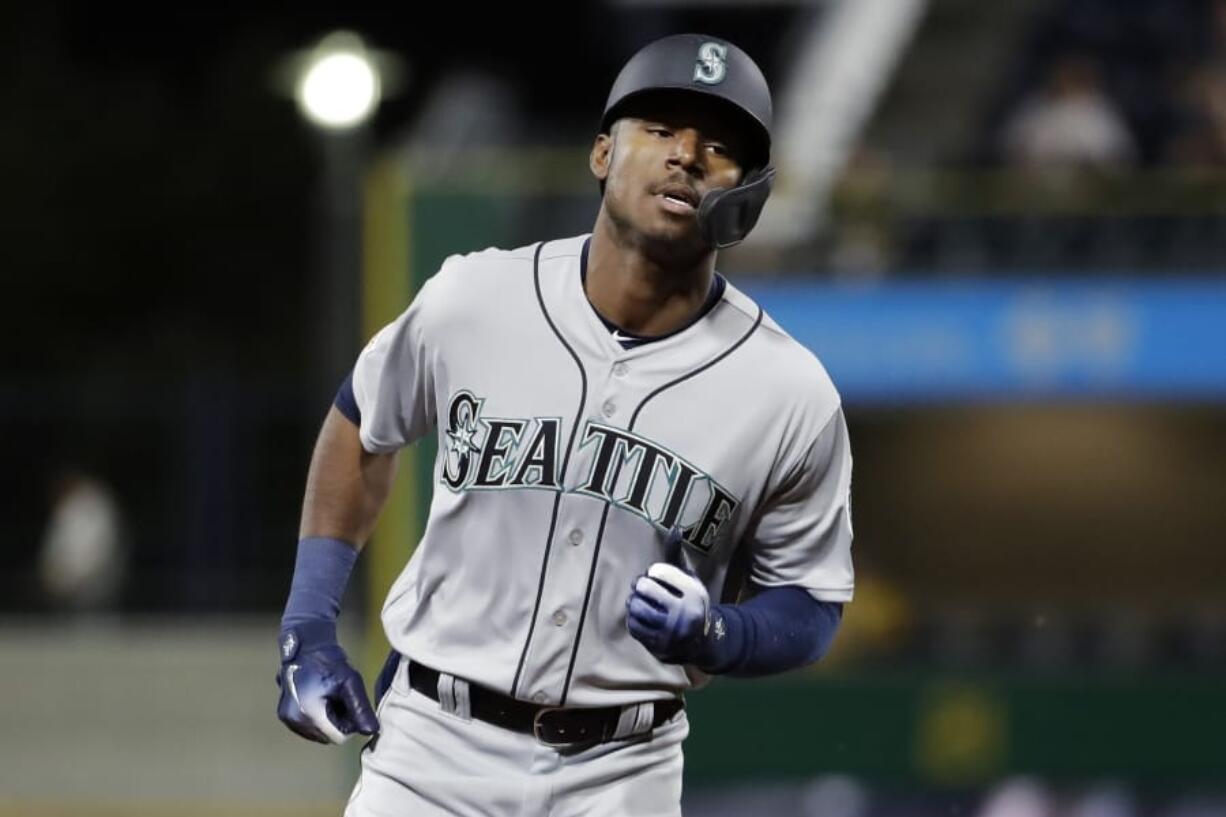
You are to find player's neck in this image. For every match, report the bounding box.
[585,213,716,337]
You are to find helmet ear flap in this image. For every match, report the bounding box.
[696,166,776,249]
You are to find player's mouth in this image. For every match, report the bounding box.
[654,183,699,215]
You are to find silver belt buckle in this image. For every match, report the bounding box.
[532,706,575,747]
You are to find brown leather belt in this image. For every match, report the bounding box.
[408,660,683,747]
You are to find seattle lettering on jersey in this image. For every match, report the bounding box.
[441,390,740,552]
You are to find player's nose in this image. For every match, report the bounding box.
[665,130,704,175]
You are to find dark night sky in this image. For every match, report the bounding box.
[50,5,614,136]
[39,4,793,142]
[4,4,794,377]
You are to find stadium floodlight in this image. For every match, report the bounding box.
[295,32,381,130]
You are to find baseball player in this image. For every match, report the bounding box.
[275,33,854,816]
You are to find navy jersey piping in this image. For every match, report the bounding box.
[510,241,590,698]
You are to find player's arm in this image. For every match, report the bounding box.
[628,404,854,677]
[300,381,397,546]
[274,380,396,746]
[712,586,842,677]
[275,277,437,745]
[713,587,842,677]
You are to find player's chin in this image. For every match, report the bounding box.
[642,209,702,245]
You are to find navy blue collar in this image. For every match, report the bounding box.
[579,237,726,350]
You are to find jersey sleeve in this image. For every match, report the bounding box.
[350,277,438,454]
[747,405,854,602]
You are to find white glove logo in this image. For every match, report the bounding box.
[285,664,302,706]
[285,662,353,744]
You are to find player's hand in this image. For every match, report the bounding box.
[626,562,711,664]
[275,626,379,745]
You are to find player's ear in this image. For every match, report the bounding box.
[590,132,613,183]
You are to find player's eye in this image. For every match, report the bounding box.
[648,126,673,138]
[706,142,729,157]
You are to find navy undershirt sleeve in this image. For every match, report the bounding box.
[695,585,843,677]
[334,371,361,425]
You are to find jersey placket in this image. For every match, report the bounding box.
[513,357,636,705]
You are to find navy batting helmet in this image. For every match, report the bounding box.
[601,33,773,171]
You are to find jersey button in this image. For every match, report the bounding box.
[601,400,617,418]
[552,610,568,627]
[532,692,548,704]
[568,529,583,546]
[612,362,628,378]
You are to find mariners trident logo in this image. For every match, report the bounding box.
[693,42,728,85]
[443,391,560,491]
[442,390,740,553]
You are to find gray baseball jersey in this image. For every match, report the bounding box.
[351,233,854,709]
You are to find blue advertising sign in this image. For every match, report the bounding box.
[740,278,1226,402]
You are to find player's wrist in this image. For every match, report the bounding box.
[689,604,747,674]
[278,619,341,663]
[279,536,358,656]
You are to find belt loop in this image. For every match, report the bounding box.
[453,675,472,721]
[436,671,471,722]
[611,701,656,740]
[396,654,411,696]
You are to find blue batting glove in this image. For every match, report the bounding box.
[626,562,711,664]
[275,622,379,745]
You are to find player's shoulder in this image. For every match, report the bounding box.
[431,239,541,281]
[435,235,585,276]
[421,235,583,305]
[408,235,585,332]
[414,235,561,311]
[719,280,841,417]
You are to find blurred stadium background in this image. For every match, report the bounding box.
[3,1,1225,815]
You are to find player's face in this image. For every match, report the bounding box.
[592,96,747,251]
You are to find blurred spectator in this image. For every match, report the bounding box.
[37,467,127,614]
[1066,782,1140,817]
[799,775,870,817]
[1000,55,1136,170]
[976,777,1057,817]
